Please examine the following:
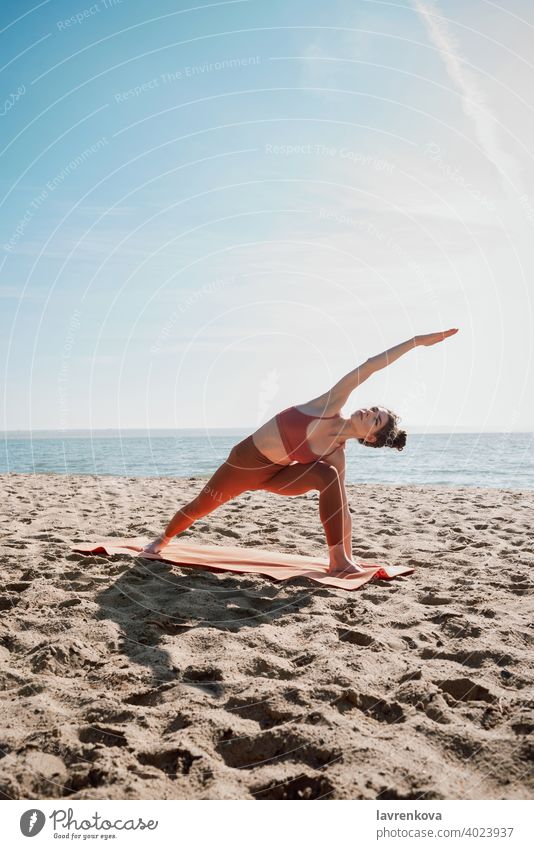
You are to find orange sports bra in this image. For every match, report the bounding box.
[275,406,343,463]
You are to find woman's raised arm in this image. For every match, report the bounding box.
[304,329,458,415]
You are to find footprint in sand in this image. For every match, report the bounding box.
[143,616,195,636]
[292,652,317,668]
[436,678,497,704]
[136,747,201,777]
[0,593,21,610]
[78,726,128,747]
[215,727,341,771]
[224,695,296,729]
[334,689,405,723]
[124,683,175,707]
[163,713,193,734]
[252,773,335,800]
[507,580,532,596]
[360,590,390,605]
[4,581,32,593]
[400,635,419,649]
[182,665,225,697]
[246,656,295,681]
[390,619,421,630]
[31,533,65,543]
[84,707,137,726]
[420,647,514,669]
[213,526,240,539]
[436,617,482,639]
[336,629,374,647]
[418,593,453,606]
[28,640,102,675]
[0,579,32,604]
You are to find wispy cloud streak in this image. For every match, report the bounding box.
[413,0,521,192]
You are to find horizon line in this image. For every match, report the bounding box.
[2,427,533,436]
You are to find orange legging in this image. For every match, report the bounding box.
[164,435,344,546]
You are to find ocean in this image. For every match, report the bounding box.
[1,431,533,489]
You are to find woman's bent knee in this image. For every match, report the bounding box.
[314,463,340,489]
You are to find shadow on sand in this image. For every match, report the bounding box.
[91,552,317,687]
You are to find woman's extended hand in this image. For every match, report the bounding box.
[415,328,459,347]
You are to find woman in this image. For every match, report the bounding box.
[144,329,458,576]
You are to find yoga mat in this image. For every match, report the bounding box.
[73,537,415,590]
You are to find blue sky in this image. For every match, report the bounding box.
[1,0,533,432]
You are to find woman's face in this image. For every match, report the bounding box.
[351,406,389,443]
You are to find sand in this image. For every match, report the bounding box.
[0,472,532,801]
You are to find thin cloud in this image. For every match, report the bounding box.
[413,0,521,192]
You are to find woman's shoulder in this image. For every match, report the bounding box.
[294,403,341,418]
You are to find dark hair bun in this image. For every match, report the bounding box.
[392,429,407,451]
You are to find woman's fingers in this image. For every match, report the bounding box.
[420,328,459,345]
[441,328,459,341]
[436,328,458,342]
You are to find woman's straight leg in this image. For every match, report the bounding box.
[164,459,250,537]
[161,437,285,540]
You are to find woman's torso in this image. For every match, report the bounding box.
[251,405,346,464]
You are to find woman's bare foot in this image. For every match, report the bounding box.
[328,543,367,577]
[327,561,367,577]
[143,533,171,555]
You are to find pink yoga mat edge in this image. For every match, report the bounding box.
[72,538,416,591]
